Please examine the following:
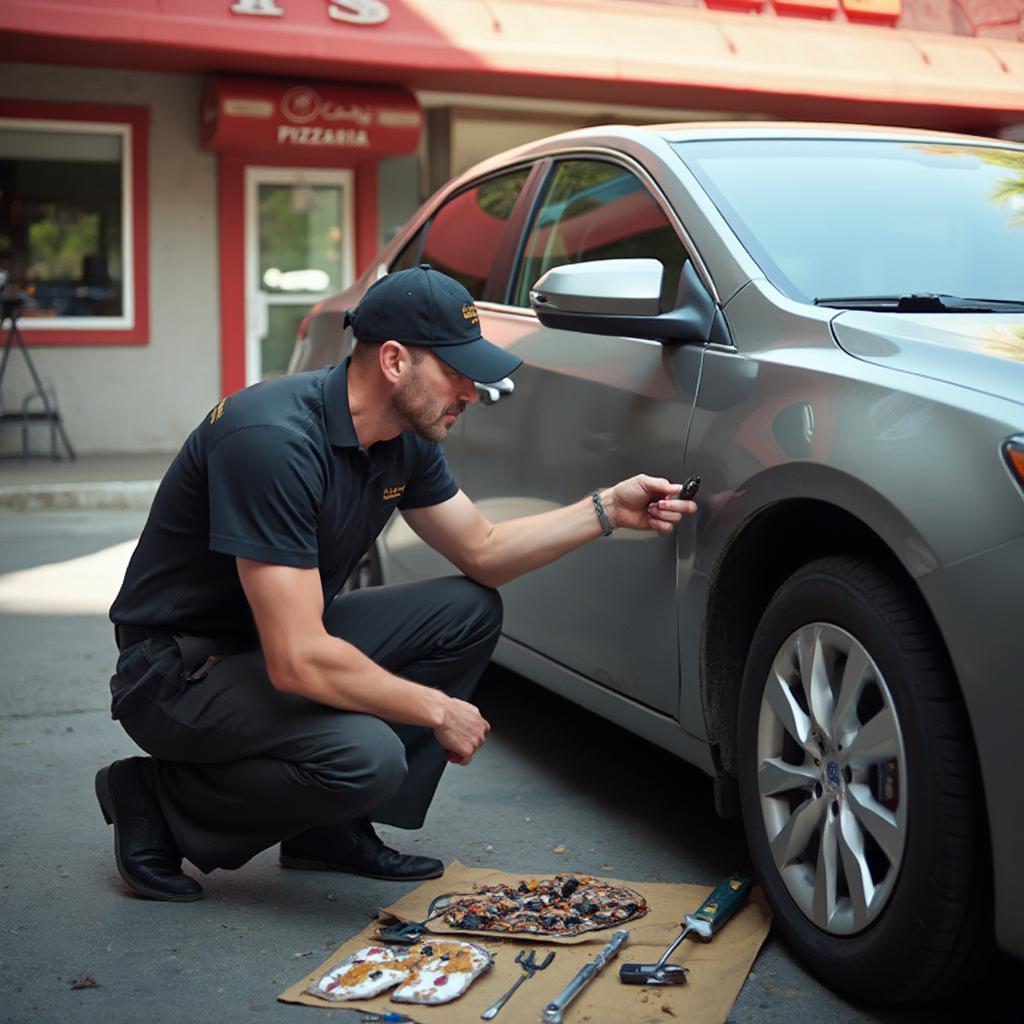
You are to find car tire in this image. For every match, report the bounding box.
[737,555,991,1004]
[340,545,383,594]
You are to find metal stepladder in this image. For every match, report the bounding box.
[0,297,76,461]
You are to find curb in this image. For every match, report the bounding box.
[0,480,159,512]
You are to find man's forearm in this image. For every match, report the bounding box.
[404,475,693,592]
[463,487,613,589]
[268,633,447,728]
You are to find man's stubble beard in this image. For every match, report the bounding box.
[391,369,464,443]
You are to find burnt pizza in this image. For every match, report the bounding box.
[441,874,647,937]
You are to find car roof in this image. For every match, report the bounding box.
[455,120,1021,185]
[649,120,1020,144]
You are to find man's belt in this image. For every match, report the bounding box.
[113,624,177,652]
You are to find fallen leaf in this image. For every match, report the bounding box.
[70,975,98,990]
[293,950,313,958]
[553,845,566,854]
[661,1005,677,1017]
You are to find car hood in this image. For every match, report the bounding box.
[831,311,1024,405]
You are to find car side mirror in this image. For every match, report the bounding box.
[529,258,722,346]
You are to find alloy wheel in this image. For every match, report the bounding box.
[755,622,908,935]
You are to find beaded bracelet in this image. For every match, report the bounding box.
[591,490,615,537]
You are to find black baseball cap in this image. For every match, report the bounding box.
[346,265,522,384]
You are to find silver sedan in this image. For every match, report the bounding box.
[290,122,1024,1003]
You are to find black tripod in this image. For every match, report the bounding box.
[0,298,76,461]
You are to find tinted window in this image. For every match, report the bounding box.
[390,226,425,273]
[418,168,530,299]
[513,159,687,309]
[677,138,1024,303]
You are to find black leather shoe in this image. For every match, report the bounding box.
[95,758,203,902]
[280,819,444,881]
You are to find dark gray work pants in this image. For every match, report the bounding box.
[109,577,502,873]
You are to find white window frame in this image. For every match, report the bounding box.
[0,116,135,331]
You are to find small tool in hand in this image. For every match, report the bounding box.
[677,475,701,500]
[619,875,751,986]
[542,929,628,1023]
[480,949,555,1020]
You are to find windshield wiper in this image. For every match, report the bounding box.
[814,293,1024,313]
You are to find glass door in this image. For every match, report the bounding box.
[244,167,354,383]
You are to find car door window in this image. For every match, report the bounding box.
[390,226,426,272]
[513,159,687,310]
[417,167,531,300]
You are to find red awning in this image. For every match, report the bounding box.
[7,0,1024,131]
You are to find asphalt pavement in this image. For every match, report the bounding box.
[0,507,1017,1024]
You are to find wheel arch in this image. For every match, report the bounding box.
[700,497,960,780]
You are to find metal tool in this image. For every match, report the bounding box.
[480,949,555,1020]
[375,891,474,943]
[619,875,751,986]
[541,928,629,1023]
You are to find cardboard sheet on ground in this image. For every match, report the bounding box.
[279,861,771,1024]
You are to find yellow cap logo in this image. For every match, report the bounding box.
[462,304,479,326]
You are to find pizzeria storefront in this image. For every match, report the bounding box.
[3,0,1024,454]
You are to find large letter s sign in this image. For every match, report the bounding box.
[327,0,390,25]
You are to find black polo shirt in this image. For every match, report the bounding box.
[110,359,458,642]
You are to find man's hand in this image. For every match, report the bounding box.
[605,474,699,534]
[435,697,491,766]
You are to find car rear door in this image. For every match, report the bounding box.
[462,156,703,716]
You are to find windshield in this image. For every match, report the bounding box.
[675,138,1024,305]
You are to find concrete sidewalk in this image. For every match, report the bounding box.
[0,452,173,511]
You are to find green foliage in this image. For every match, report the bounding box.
[475,170,530,221]
[914,144,1024,228]
[259,185,342,286]
[26,205,99,280]
[547,161,622,206]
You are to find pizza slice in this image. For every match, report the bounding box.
[390,939,493,1005]
[308,946,410,1001]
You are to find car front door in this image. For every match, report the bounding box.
[463,157,703,716]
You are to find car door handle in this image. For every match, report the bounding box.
[475,377,515,405]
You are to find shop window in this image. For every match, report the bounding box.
[0,101,149,345]
[419,167,530,299]
[513,159,687,310]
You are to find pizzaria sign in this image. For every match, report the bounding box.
[201,77,421,159]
